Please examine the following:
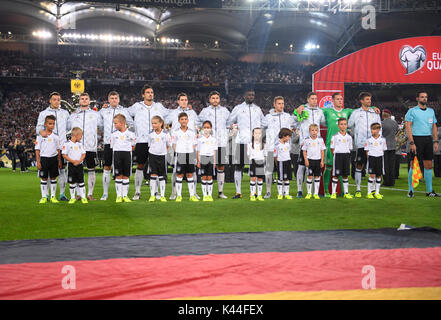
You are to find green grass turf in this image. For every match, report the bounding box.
[0,167,440,241]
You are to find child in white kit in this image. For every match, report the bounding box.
[302,124,326,199]
[197,120,217,202]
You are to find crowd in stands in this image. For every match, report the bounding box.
[0,52,313,85]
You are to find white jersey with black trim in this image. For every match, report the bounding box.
[198,105,230,148]
[264,110,293,151]
[301,136,326,160]
[62,140,86,161]
[167,107,201,132]
[292,104,326,145]
[111,129,136,152]
[36,106,70,143]
[99,105,134,145]
[67,108,103,152]
[127,101,168,143]
[171,128,197,154]
[274,140,291,162]
[197,135,218,157]
[227,102,267,145]
[35,132,60,157]
[348,107,382,149]
[148,129,171,156]
[364,136,387,157]
[330,132,353,154]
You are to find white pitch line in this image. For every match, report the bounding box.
[348,184,426,194]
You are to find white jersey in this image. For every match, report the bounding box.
[274,140,291,162]
[167,107,201,131]
[36,106,70,143]
[247,142,266,161]
[62,140,86,161]
[99,105,134,145]
[67,108,103,152]
[228,102,267,145]
[35,132,60,157]
[197,135,218,157]
[148,130,171,156]
[111,130,136,152]
[301,136,326,160]
[127,101,168,143]
[293,104,326,144]
[198,105,230,147]
[330,132,353,154]
[364,136,387,157]
[264,110,293,151]
[348,107,382,149]
[172,128,197,154]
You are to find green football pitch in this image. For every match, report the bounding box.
[0,168,440,241]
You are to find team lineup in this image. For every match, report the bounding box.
[34,85,440,204]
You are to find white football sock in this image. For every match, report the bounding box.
[376,178,382,194]
[187,178,195,197]
[159,177,166,197]
[355,169,362,191]
[102,169,111,196]
[150,177,158,197]
[59,168,66,195]
[176,177,183,197]
[50,179,57,198]
[135,169,143,194]
[122,179,130,198]
[40,180,48,198]
[297,165,305,193]
[234,170,242,194]
[87,170,95,196]
[115,179,122,198]
[69,183,76,199]
[314,178,320,196]
[306,178,313,194]
[257,181,263,196]
[207,179,213,196]
[217,171,225,193]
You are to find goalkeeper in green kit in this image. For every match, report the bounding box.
[322,93,380,197]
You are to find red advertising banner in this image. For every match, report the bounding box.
[313,36,441,109]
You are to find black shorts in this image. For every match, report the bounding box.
[67,162,84,184]
[103,144,113,167]
[85,151,97,169]
[232,143,249,167]
[39,156,59,179]
[175,153,196,175]
[356,148,367,166]
[367,156,384,176]
[333,153,351,177]
[113,151,132,177]
[133,143,149,165]
[217,146,229,166]
[278,160,292,181]
[148,154,167,177]
[306,159,321,177]
[199,155,215,177]
[249,159,265,179]
[410,136,434,162]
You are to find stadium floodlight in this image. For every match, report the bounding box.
[32,30,52,39]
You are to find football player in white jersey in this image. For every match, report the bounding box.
[128,85,169,200]
[67,93,103,201]
[36,92,69,201]
[198,91,230,198]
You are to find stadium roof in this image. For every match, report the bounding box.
[0,0,440,55]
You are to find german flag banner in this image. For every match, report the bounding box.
[412,156,423,189]
[1,229,441,300]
